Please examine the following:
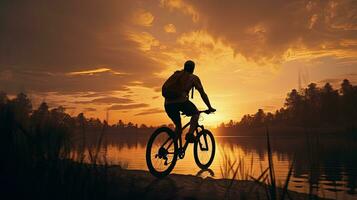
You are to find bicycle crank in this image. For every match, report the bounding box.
[178,148,185,159]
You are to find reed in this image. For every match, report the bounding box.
[0,101,113,200]
[221,125,297,200]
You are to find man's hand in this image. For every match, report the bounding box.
[208,107,216,113]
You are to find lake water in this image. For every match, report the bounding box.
[93,133,357,200]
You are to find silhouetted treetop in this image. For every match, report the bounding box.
[222,79,357,129]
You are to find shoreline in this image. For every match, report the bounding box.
[105,167,331,200]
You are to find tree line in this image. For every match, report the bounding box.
[2,78,356,134]
[0,91,157,134]
[220,79,357,129]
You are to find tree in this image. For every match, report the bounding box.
[76,113,87,128]
[320,83,339,123]
[304,83,321,126]
[0,91,8,105]
[10,92,32,128]
[227,120,234,128]
[219,122,226,128]
[31,102,50,130]
[285,89,304,124]
[239,114,253,127]
[253,109,265,126]
[340,79,356,125]
[341,79,353,96]
[117,120,125,128]
[265,112,274,125]
[127,122,134,128]
[139,124,148,129]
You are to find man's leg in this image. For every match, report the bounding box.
[188,113,199,135]
[182,101,199,142]
[164,103,181,138]
[174,118,182,139]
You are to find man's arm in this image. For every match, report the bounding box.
[194,76,215,111]
[197,87,213,109]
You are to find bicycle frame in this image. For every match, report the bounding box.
[179,122,205,153]
[160,120,206,158]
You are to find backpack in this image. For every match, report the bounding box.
[162,70,189,99]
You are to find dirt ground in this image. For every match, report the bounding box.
[105,168,330,200]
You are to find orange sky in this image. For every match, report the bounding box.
[0,0,357,126]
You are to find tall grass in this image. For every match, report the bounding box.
[253,126,295,200]
[220,126,297,200]
[0,100,113,200]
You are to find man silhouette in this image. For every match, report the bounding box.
[162,60,216,142]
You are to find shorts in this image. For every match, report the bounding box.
[164,100,198,125]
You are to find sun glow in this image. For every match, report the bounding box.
[3,0,355,127]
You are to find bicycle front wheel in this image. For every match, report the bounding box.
[194,129,216,169]
[146,127,178,178]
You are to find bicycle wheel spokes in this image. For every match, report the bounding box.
[194,130,216,169]
[146,127,178,178]
[197,134,212,163]
[151,133,175,172]
[199,133,209,151]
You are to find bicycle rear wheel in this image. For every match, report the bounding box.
[194,129,215,169]
[146,127,178,178]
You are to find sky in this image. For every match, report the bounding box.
[0,0,357,126]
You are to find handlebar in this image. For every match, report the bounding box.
[198,109,216,114]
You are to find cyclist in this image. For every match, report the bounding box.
[162,60,216,143]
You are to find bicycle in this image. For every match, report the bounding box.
[146,110,216,178]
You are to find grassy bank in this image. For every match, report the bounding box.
[87,167,331,200]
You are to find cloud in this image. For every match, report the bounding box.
[73,97,134,105]
[79,92,111,98]
[83,108,97,112]
[0,69,132,93]
[318,73,357,87]
[67,68,111,75]
[122,94,133,98]
[164,24,177,33]
[132,9,154,27]
[176,0,357,64]
[127,32,161,52]
[64,106,76,110]
[160,0,199,22]
[0,0,165,94]
[67,68,126,76]
[0,70,13,81]
[135,108,164,116]
[108,103,149,111]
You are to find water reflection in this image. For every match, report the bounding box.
[82,132,357,199]
[196,168,215,178]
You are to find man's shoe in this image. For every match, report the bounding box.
[185,133,196,143]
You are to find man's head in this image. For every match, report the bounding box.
[184,60,195,73]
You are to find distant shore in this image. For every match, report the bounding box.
[214,124,357,137]
[105,167,331,200]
